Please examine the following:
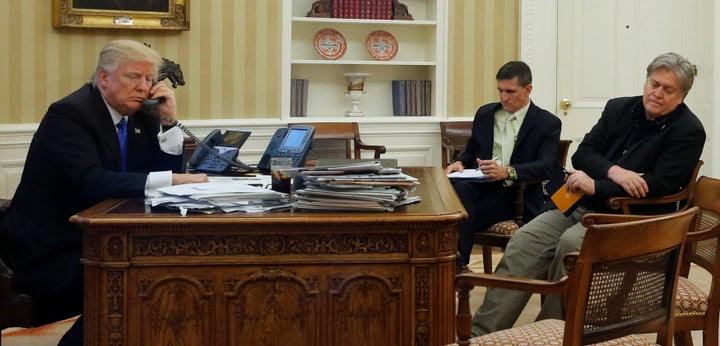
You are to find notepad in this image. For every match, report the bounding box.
[550,183,585,214]
[447,169,490,182]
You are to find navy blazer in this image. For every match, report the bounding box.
[457,101,562,221]
[572,96,705,212]
[3,83,183,293]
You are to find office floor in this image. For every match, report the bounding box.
[1,247,712,345]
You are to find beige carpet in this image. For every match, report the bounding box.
[1,246,713,344]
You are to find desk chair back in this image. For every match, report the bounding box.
[288,122,386,166]
[439,121,472,168]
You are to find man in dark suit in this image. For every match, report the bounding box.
[1,39,208,345]
[445,61,562,275]
[470,52,706,337]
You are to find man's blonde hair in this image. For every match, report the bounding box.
[90,40,163,85]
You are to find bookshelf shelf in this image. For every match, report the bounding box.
[291,59,435,66]
[291,16,437,26]
[282,0,447,119]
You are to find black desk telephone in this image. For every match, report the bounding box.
[183,126,253,174]
[257,125,315,173]
[177,123,314,174]
[144,98,315,174]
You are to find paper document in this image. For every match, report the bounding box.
[447,169,489,181]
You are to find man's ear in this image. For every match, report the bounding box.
[97,69,109,88]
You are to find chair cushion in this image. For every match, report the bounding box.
[485,220,519,237]
[675,276,708,317]
[446,319,658,345]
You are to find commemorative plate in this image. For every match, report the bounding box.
[313,28,346,60]
[366,30,398,61]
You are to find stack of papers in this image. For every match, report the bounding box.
[293,161,421,212]
[146,181,292,215]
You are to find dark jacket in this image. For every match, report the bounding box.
[2,83,183,294]
[457,101,563,221]
[572,96,705,213]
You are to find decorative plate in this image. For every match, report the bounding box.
[366,30,398,61]
[313,28,346,60]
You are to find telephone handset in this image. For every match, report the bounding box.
[257,125,315,173]
[142,99,253,174]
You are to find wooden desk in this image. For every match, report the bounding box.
[71,167,466,346]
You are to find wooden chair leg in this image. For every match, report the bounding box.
[673,330,693,346]
[705,319,719,346]
[482,246,493,274]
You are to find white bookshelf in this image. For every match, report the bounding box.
[281,0,447,120]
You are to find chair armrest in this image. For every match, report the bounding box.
[454,272,567,344]
[606,191,688,214]
[455,272,567,295]
[685,209,720,242]
[355,139,387,159]
[581,212,659,227]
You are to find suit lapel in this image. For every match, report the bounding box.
[477,104,500,159]
[514,102,538,149]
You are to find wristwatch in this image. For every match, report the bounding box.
[507,166,518,180]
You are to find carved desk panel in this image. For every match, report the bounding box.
[71,167,466,346]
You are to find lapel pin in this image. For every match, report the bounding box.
[134,128,141,134]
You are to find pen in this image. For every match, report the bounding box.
[476,157,500,171]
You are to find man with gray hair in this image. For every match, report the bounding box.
[2,39,208,344]
[468,52,706,338]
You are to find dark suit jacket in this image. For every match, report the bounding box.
[457,101,562,221]
[2,83,183,295]
[572,96,705,213]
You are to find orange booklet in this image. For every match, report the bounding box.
[550,183,585,214]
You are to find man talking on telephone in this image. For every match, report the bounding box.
[1,39,208,345]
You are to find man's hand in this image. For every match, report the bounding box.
[478,159,508,181]
[607,165,648,198]
[149,82,178,126]
[565,170,596,195]
[445,161,464,174]
[172,173,209,185]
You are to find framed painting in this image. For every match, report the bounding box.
[52,0,189,30]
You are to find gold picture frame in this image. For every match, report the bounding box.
[52,0,189,31]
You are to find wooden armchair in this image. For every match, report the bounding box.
[452,207,698,346]
[288,122,386,166]
[440,121,472,168]
[670,176,720,346]
[583,176,720,346]
[472,139,572,274]
[606,160,703,214]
